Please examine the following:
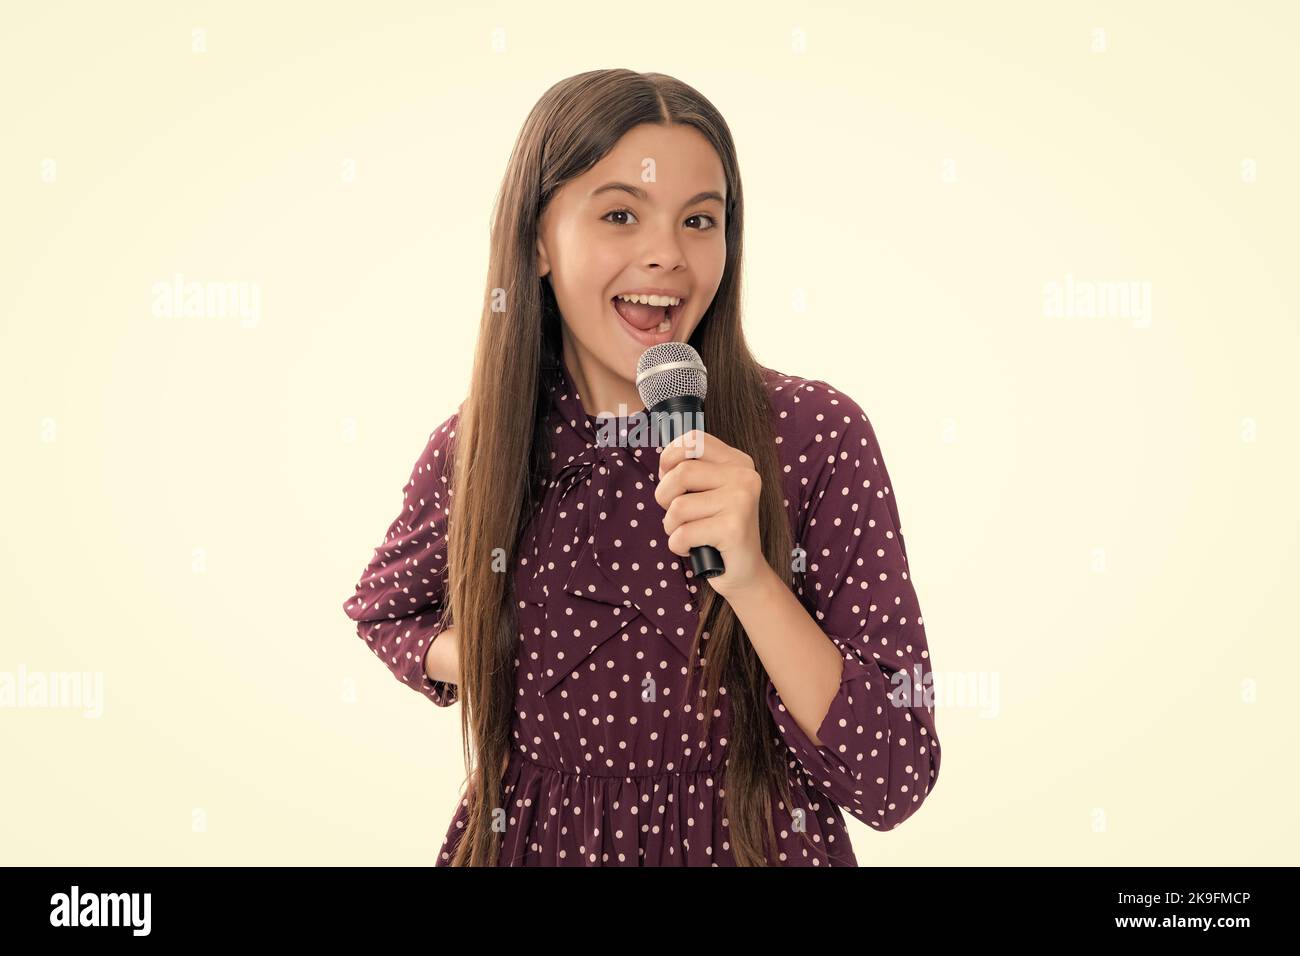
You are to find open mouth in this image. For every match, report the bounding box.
[610,294,684,340]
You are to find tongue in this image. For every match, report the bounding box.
[613,297,668,330]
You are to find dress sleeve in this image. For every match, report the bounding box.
[767,383,940,830]
[342,412,460,706]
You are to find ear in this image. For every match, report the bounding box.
[536,236,550,279]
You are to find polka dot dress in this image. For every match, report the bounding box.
[343,360,941,865]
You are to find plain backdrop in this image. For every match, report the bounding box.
[1,0,1296,865]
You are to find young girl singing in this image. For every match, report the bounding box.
[343,68,941,866]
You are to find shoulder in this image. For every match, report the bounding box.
[405,407,461,502]
[759,366,881,463]
[758,366,888,529]
[429,407,461,459]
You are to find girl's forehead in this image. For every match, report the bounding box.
[562,143,726,206]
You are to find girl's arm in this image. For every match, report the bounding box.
[343,413,460,706]
[423,625,460,686]
[759,384,941,831]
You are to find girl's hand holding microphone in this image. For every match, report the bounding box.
[655,429,773,601]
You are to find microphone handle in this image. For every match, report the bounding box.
[650,395,726,580]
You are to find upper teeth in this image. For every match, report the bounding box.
[616,293,681,307]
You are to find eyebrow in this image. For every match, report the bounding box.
[589,181,726,208]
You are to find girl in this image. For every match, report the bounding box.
[343,68,941,866]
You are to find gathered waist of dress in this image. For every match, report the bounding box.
[508,750,726,781]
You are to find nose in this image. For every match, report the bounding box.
[638,216,688,271]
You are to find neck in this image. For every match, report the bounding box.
[561,331,645,418]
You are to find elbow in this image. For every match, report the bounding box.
[872,733,941,831]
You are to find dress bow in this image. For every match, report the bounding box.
[517,426,702,695]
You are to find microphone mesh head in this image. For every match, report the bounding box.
[635,342,707,408]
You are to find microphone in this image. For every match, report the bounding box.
[636,342,726,581]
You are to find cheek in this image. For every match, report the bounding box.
[694,243,727,284]
[552,254,618,330]
[570,241,623,314]
[686,247,726,310]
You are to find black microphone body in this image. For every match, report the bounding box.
[648,393,726,581]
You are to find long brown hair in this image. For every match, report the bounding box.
[446,68,810,865]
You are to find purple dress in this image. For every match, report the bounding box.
[343,360,940,865]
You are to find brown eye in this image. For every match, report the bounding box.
[604,208,719,231]
[602,208,637,225]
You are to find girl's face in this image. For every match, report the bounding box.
[536,122,727,411]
